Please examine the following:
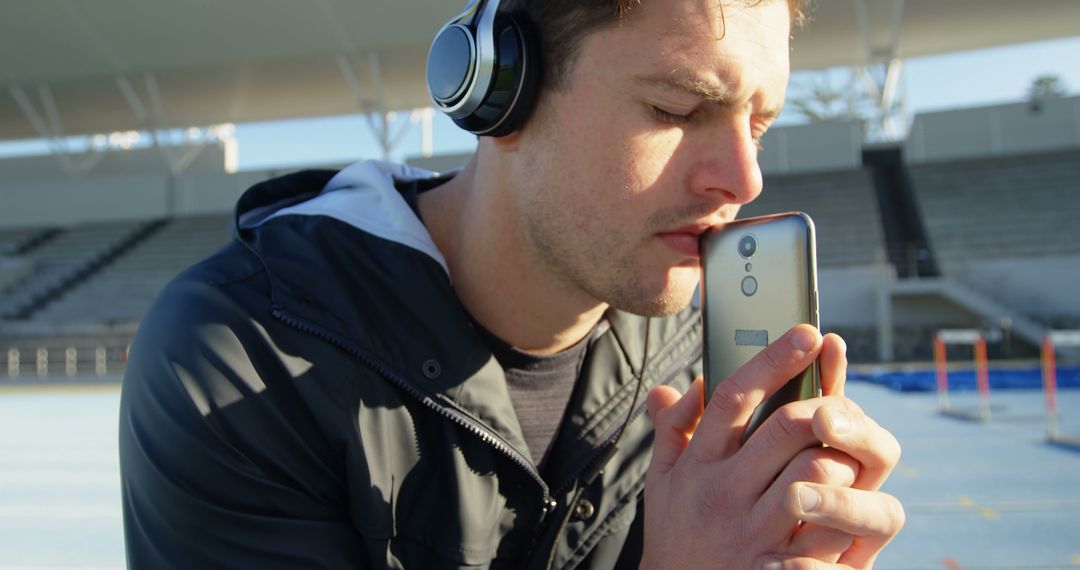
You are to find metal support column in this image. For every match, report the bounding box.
[117,73,208,177]
[854,0,907,141]
[336,52,422,160]
[9,85,106,177]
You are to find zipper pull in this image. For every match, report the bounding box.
[541,497,558,519]
[535,496,558,530]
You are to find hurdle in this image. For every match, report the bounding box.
[935,329,991,422]
[1042,330,1080,448]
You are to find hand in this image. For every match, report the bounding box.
[641,325,904,569]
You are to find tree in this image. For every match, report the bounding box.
[1028,74,1068,102]
[786,71,866,124]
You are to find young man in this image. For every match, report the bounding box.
[119,0,904,568]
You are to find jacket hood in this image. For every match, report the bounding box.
[234,160,451,275]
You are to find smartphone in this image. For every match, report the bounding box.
[700,212,821,443]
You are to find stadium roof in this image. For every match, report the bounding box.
[2,0,1078,142]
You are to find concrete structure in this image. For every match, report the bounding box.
[0,146,285,229]
[907,96,1080,163]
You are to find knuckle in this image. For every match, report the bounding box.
[783,558,828,570]
[882,432,902,467]
[701,479,737,513]
[839,396,865,416]
[771,404,807,441]
[861,417,902,468]
[709,378,750,416]
[798,448,857,485]
[803,452,833,483]
[759,344,788,374]
[832,488,860,521]
[886,494,907,534]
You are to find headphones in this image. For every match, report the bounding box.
[426,0,540,137]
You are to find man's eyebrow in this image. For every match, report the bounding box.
[636,74,733,103]
[635,74,782,119]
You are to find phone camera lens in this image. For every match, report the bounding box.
[738,235,757,259]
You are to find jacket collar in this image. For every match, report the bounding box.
[230,160,699,462]
[232,160,536,455]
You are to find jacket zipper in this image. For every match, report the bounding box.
[551,341,702,500]
[271,307,556,520]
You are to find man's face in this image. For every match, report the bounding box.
[510,0,791,316]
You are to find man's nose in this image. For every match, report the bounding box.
[688,122,763,205]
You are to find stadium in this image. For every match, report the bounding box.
[1,0,1079,568]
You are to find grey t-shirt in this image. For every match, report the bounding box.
[474,323,591,468]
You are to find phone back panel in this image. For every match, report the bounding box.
[701,212,820,401]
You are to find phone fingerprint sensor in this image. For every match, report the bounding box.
[735,329,769,347]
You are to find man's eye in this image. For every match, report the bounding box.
[651,106,693,125]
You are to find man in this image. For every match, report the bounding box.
[119,0,904,567]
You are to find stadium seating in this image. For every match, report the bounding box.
[908,149,1080,273]
[740,168,889,267]
[0,227,49,255]
[31,215,232,325]
[0,221,147,320]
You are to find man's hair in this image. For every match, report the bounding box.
[502,0,807,92]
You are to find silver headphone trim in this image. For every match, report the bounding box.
[439,0,500,118]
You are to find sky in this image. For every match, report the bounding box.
[2,35,1078,171]
[231,34,1080,170]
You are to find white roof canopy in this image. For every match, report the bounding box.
[2,0,1078,142]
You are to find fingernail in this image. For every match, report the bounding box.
[790,328,817,353]
[799,485,821,513]
[761,559,782,570]
[827,407,851,435]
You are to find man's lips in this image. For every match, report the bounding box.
[657,225,712,258]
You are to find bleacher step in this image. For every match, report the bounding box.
[888,278,1047,347]
[7,219,170,320]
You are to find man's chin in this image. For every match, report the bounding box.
[612,281,699,317]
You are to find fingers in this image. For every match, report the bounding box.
[785,524,853,563]
[819,334,848,398]
[734,395,849,496]
[785,483,906,568]
[751,446,859,538]
[689,325,823,461]
[811,404,901,491]
[646,378,705,475]
[756,556,855,570]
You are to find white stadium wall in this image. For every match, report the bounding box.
[172,171,278,216]
[0,146,284,229]
[906,95,1080,163]
[818,264,896,328]
[1,174,172,228]
[757,120,863,175]
[406,122,866,177]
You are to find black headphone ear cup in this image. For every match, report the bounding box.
[451,14,541,137]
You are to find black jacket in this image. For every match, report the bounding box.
[119,160,702,569]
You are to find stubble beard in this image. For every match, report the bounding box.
[518,195,697,318]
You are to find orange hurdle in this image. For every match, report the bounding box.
[1042,330,1080,443]
[935,329,991,422]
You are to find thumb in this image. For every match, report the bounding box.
[647,377,705,474]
